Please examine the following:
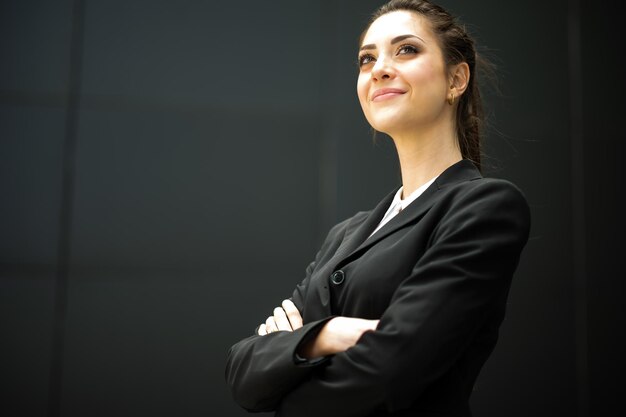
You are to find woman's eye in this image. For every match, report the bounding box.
[397,44,418,55]
[358,54,375,67]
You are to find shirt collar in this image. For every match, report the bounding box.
[399,176,438,210]
[384,176,438,218]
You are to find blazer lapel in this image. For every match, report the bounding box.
[336,159,482,268]
[332,189,398,260]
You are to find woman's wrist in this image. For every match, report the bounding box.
[296,317,379,359]
[297,322,331,359]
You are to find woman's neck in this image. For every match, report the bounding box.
[390,123,462,198]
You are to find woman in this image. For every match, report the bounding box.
[225,1,530,416]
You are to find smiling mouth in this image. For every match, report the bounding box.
[371,89,406,102]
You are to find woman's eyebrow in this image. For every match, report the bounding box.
[360,34,426,51]
[391,34,426,44]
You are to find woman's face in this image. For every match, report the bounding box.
[357,11,450,136]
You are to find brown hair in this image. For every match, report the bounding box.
[361,0,489,171]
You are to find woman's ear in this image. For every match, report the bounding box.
[449,62,470,97]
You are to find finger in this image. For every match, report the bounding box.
[265,316,278,333]
[273,307,292,331]
[257,323,267,336]
[282,299,303,330]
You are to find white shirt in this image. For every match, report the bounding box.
[369,176,438,238]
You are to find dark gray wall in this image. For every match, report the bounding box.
[1,0,622,416]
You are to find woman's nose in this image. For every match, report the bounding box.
[371,56,395,82]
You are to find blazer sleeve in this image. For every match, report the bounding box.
[224,219,350,412]
[276,180,531,416]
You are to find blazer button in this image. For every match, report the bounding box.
[330,270,345,285]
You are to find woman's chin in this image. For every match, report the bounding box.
[369,119,406,137]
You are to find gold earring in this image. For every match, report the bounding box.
[447,93,455,105]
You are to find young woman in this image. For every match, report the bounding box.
[225,1,530,416]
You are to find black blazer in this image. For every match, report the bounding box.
[225,160,531,417]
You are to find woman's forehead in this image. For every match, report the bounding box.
[362,11,432,46]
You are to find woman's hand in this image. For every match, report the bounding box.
[298,317,379,359]
[257,299,303,336]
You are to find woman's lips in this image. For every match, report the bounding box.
[371,88,406,102]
